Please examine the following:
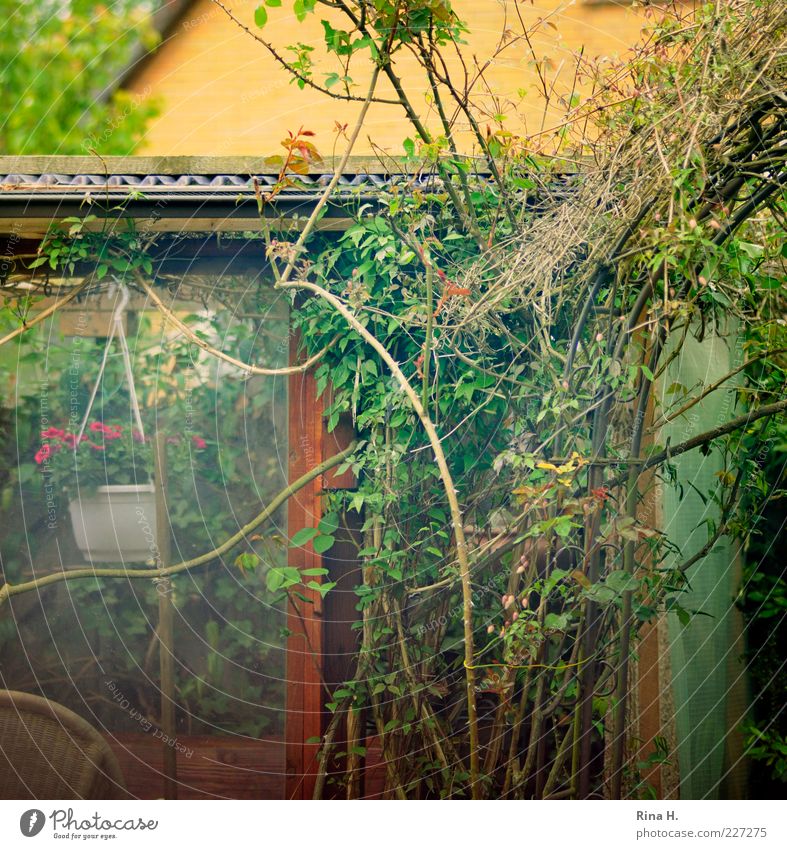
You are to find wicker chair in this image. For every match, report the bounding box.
[0,690,127,799]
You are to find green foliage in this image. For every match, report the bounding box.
[0,0,158,154]
[743,726,787,783]
[735,336,787,791]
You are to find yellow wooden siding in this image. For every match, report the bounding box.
[127,0,663,156]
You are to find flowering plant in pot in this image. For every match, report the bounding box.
[35,420,207,564]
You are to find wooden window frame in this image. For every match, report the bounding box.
[286,336,357,799]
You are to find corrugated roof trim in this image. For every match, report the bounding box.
[0,172,439,192]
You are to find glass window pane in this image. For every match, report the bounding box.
[0,269,289,798]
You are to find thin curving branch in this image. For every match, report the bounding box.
[0,281,89,347]
[136,273,334,375]
[0,441,356,607]
[209,0,399,105]
[275,276,481,797]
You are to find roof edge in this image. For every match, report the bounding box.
[0,155,412,176]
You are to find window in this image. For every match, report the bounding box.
[0,260,291,797]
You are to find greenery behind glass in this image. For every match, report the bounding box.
[0,274,290,739]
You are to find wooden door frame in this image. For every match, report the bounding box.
[285,342,325,799]
[285,333,357,799]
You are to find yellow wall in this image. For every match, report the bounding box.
[128,0,659,157]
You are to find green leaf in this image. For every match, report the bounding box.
[313,534,335,554]
[318,513,339,535]
[266,568,283,593]
[543,567,569,595]
[641,364,655,382]
[254,6,268,27]
[317,581,337,598]
[605,570,640,593]
[544,612,569,631]
[266,565,302,593]
[738,241,764,259]
[553,515,574,538]
[291,526,319,547]
[584,584,617,604]
[266,0,282,5]
[235,552,261,571]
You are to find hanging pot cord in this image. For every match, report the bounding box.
[75,284,148,450]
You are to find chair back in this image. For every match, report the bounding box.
[0,690,127,799]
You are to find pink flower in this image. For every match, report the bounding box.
[89,421,123,435]
[89,421,124,439]
[62,433,77,448]
[132,429,146,443]
[192,436,207,450]
[35,444,53,464]
[89,443,105,452]
[41,427,65,439]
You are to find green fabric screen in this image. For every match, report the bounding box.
[661,326,743,799]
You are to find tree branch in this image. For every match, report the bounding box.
[0,282,89,347]
[606,397,787,491]
[136,273,334,375]
[0,441,356,606]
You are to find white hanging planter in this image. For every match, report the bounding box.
[69,483,157,564]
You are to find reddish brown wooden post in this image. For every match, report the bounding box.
[285,332,325,800]
[284,337,359,799]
